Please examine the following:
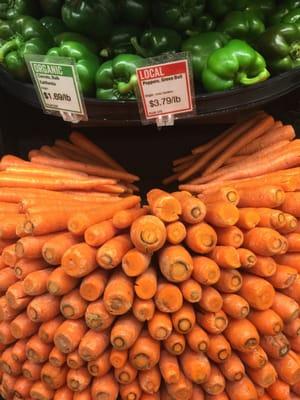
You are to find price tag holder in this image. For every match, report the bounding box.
[135,52,196,127]
[25,54,88,123]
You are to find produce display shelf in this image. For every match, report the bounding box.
[1,66,300,126]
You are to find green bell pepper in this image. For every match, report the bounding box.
[95,53,143,100]
[0,15,53,80]
[54,32,99,54]
[39,0,62,17]
[47,41,100,95]
[0,0,40,19]
[257,23,300,74]
[282,8,300,29]
[269,0,300,26]
[0,18,13,41]
[40,17,67,38]
[208,0,275,19]
[151,0,205,32]
[181,32,229,81]
[131,28,182,58]
[100,25,141,58]
[202,39,270,92]
[207,0,234,19]
[119,0,150,25]
[62,0,118,40]
[219,11,265,41]
[187,14,216,36]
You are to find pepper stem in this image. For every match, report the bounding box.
[131,37,149,58]
[100,48,109,58]
[117,74,138,95]
[238,69,270,86]
[0,37,18,63]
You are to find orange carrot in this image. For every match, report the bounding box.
[11,339,27,363]
[292,381,300,395]
[13,376,33,399]
[163,331,186,356]
[260,333,290,359]
[113,207,148,229]
[130,215,167,254]
[0,348,21,376]
[120,379,142,399]
[271,292,300,322]
[0,296,18,321]
[185,223,217,254]
[84,219,119,248]
[205,202,239,228]
[0,240,14,256]
[272,350,300,385]
[224,319,259,352]
[103,271,134,316]
[238,274,275,310]
[220,353,245,382]
[10,312,38,340]
[216,226,244,248]
[215,269,243,293]
[30,381,54,400]
[267,264,297,289]
[210,246,241,269]
[14,258,48,280]
[147,189,182,223]
[41,363,67,390]
[222,294,250,319]
[172,302,196,334]
[148,311,172,341]
[0,267,17,292]
[67,350,85,370]
[197,310,228,335]
[38,317,64,345]
[205,392,229,400]
[244,227,285,257]
[91,372,119,400]
[279,213,298,235]
[22,361,42,381]
[42,232,81,265]
[192,256,220,286]
[154,282,183,313]
[159,245,193,283]
[79,269,108,302]
[26,335,52,364]
[285,233,300,252]
[16,234,57,259]
[114,361,137,384]
[129,330,160,371]
[199,287,223,313]
[27,294,60,323]
[281,192,300,217]
[207,334,231,363]
[68,196,141,235]
[226,376,258,400]
[61,243,97,278]
[186,324,209,353]
[236,208,261,230]
[47,267,79,296]
[202,365,225,396]
[166,371,193,399]
[138,366,161,394]
[179,279,202,303]
[172,191,207,224]
[110,348,128,369]
[2,244,19,267]
[249,256,277,278]
[159,350,180,385]
[87,349,111,378]
[238,185,285,208]
[54,319,87,354]
[54,387,74,400]
[198,186,240,206]
[23,210,74,236]
[248,309,283,336]
[96,233,133,270]
[166,221,187,245]
[267,379,290,400]
[290,335,300,352]
[60,289,88,320]
[282,274,300,303]
[0,214,25,240]
[111,315,143,350]
[67,367,91,392]
[239,345,268,369]
[256,208,286,230]
[85,300,115,332]
[284,318,300,337]
[23,268,53,296]
[122,249,151,279]
[275,253,300,273]
[78,329,109,363]
[5,282,30,311]
[134,266,157,300]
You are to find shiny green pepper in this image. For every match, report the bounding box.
[47,41,100,95]
[208,0,275,19]
[269,0,300,26]
[131,28,182,58]
[119,0,150,25]
[100,25,141,58]
[0,18,13,41]
[202,39,270,92]
[39,0,63,17]
[54,32,99,54]
[40,16,67,38]
[187,14,217,36]
[219,11,265,41]
[282,7,300,29]
[0,0,40,19]
[95,53,143,100]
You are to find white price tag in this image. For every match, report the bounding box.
[26,55,87,123]
[136,54,195,126]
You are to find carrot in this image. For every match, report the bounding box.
[247,309,283,336]
[61,243,97,278]
[172,302,196,334]
[163,331,186,356]
[53,387,74,400]
[134,266,157,300]
[97,233,133,270]
[13,376,33,399]
[267,379,290,400]
[154,282,183,313]
[199,287,223,313]
[260,333,290,359]
[198,187,240,206]
[179,279,202,303]
[272,350,300,385]
[15,234,58,259]
[205,202,240,228]
[113,207,148,230]
[224,319,260,352]
[202,365,225,396]
[2,244,19,267]
[103,271,134,316]
[219,353,245,382]
[139,367,161,394]
[22,360,42,382]
[1,373,17,397]
[205,393,229,400]
[0,267,17,292]
[238,274,275,310]
[47,267,79,296]
[78,329,109,363]
[197,310,228,335]
[130,215,167,254]
[84,220,118,248]
[68,196,141,235]
[173,153,199,166]
[54,319,87,354]
[159,350,180,384]
[23,210,73,236]
[27,294,60,323]
[42,232,81,265]
[285,233,300,252]
[147,311,172,341]
[111,315,143,350]
[67,367,91,392]
[239,345,268,370]
[186,324,209,353]
[129,330,160,371]
[185,223,217,254]
[256,208,286,230]
[41,363,67,390]
[192,256,220,286]
[271,292,300,322]
[226,376,259,400]
[281,192,300,217]
[14,258,48,280]
[6,282,30,311]
[172,192,207,224]
[0,240,14,256]
[236,208,261,231]
[85,300,115,332]
[110,349,128,370]
[67,350,85,370]
[115,361,137,384]
[210,246,241,269]
[207,334,231,363]
[30,381,54,400]
[159,245,193,283]
[275,253,300,273]
[267,264,297,289]
[0,296,18,321]
[216,226,244,249]
[282,274,300,303]
[120,379,142,400]
[91,372,119,400]
[166,221,187,245]
[88,349,111,378]
[249,256,277,278]
[166,370,193,399]
[244,227,285,257]
[11,339,27,363]
[32,154,138,183]
[284,318,300,337]
[292,381,300,395]
[55,138,100,162]
[278,213,298,235]
[23,268,53,296]
[10,312,38,340]
[222,294,250,319]
[191,125,236,155]
[0,348,21,376]
[147,189,182,223]
[60,289,88,320]
[26,335,52,364]
[215,269,243,293]
[239,249,259,270]
[0,214,25,240]
[238,185,285,209]
[79,270,107,302]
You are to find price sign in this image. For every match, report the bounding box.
[136,54,195,126]
[25,55,87,123]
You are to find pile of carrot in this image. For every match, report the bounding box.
[1,123,300,400]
